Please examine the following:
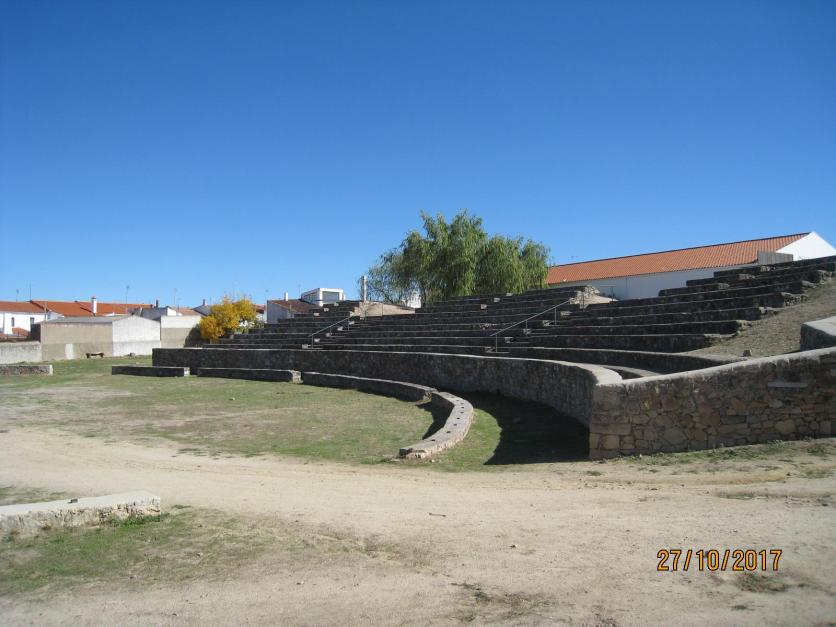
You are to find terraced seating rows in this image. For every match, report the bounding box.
[216,256,836,369]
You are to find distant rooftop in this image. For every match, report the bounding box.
[547,233,808,283]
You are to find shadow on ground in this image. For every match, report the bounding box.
[421,391,588,465]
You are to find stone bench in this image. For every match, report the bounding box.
[112,365,189,377]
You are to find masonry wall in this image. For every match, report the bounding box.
[154,347,619,427]
[0,341,42,364]
[589,347,835,459]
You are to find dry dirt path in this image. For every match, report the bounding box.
[1,428,834,626]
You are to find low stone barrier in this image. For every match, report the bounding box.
[111,365,189,377]
[801,316,836,351]
[302,372,434,402]
[0,364,53,376]
[197,367,301,383]
[0,341,42,365]
[590,346,835,459]
[0,491,161,538]
[399,391,474,459]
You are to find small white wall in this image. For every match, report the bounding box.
[778,232,836,260]
[112,316,161,356]
[266,301,294,323]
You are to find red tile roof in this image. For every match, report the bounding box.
[268,299,315,314]
[31,300,152,317]
[0,301,45,313]
[547,233,808,284]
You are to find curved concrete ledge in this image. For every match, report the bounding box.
[801,316,836,350]
[399,391,474,459]
[197,367,301,383]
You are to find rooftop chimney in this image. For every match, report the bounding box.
[202,298,207,306]
[91,296,97,315]
[155,298,160,308]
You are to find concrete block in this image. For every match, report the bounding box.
[0,491,161,537]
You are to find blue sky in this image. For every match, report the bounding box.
[1,0,834,306]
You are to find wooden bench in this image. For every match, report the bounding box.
[85,352,104,359]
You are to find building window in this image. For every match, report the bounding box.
[30,317,35,326]
[10,317,14,327]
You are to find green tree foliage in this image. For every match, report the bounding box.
[364,210,550,305]
[198,296,259,342]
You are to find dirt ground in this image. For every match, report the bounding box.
[2,423,834,626]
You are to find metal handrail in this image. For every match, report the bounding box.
[488,299,573,352]
[308,315,352,345]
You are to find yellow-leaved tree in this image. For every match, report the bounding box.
[198,296,259,342]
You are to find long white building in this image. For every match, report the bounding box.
[547,232,836,300]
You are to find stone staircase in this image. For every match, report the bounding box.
[211,256,835,360]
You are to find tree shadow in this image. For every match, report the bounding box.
[465,392,588,464]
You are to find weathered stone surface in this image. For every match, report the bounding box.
[801,315,836,350]
[0,492,161,538]
[590,346,836,459]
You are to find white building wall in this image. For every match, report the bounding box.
[0,311,48,335]
[551,266,738,300]
[778,232,836,260]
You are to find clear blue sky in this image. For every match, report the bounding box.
[2,0,834,306]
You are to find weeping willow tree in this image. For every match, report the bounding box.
[364,210,550,305]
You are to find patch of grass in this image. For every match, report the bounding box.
[0,506,415,596]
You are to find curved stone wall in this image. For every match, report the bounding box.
[154,347,620,427]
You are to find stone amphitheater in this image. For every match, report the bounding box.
[153,255,836,460]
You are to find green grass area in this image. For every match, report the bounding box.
[0,357,589,471]
[0,505,397,596]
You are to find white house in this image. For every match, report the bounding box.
[547,232,836,300]
[0,301,49,337]
[300,287,345,307]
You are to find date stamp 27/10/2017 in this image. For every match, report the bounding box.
[657,549,782,572]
